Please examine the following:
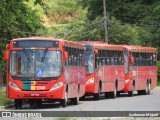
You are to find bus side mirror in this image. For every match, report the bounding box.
[4,50,9,61]
[63,51,68,60]
[130,56,134,64]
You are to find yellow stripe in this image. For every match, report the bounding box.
[31,81,36,90]
[31,85,36,90]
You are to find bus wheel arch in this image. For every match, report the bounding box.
[60,84,68,107]
[142,80,150,95]
[110,81,117,99]
[116,79,121,97]
[99,80,102,93]
[94,80,101,100]
[148,79,151,95]
[72,84,80,105]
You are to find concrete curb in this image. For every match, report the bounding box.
[1,104,14,109]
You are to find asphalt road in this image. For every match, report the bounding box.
[4,86,160,111]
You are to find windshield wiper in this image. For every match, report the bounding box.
[41,48,48,63]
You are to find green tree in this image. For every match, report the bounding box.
[79,0,159,50]
[0,0,44,75]
[45,0,84,24]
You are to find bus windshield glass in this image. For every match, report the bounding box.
[9,50,62,80]
[85,53,94,74]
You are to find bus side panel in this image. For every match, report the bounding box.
[150,66,157,89]
[64,66,85,99]
[103,66,116,92]
[78,67,85,97]
[136,67,148,90]
[94,68,101,94]
[64,66,75,99]
[135,66,157,90]
[116,66,125,91]
[103,66,125,92]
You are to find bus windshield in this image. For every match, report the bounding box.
[85,53,94,74]
[9,50,62,80]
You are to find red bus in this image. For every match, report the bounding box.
[4,37,85,109]
[122,45,157,96]
[81,41,125,100]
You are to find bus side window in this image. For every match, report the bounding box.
[102,59,105,65]
[153,53,156,66]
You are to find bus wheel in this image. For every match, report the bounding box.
[128,84,134,97]
[79,95,85,101]
[94,86,100,100]
[110,84,117,99]
[143,82,149,95]
[148,83,151,95]
[138,90,143,95]
[128,91,133,97]
[15,99,22,109]
[72,90,79,105]
[105,92,110,99]
[61,91,68,107]
[117,91,121,97]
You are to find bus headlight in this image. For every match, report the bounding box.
[9,82,20,90]
[86,78,94,84]
[50,82,63,91]
[125,79,129,83]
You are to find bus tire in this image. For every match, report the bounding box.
[94,86,100,100]
[148,83,151,95]
[15,99,22,109]
[128,84,134,97]
[79,95,85,101]
[105,92,110,99]
[138,90,143,95]
[117,91,121,97]
[61,91,68,107]
[128,91,133,97]
[72,89,79,105]
[110,84,117,99]
[143,82,149,95]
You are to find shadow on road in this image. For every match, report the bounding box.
[11,101,83,110]
[81,92,154,102]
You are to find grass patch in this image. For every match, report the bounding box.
[0,92,13,106]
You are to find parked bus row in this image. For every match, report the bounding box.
[4,37,158,109]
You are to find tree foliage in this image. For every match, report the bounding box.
[0,0,160,81]
[79,0,160,52]
[0,0,44,74]
[44,0,85,24]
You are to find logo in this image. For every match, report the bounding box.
[2,112,11,117]
[36,70,43,77]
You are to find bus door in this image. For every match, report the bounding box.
[124,48,135,90]
[101,58,105,92]
[124,48,129,81]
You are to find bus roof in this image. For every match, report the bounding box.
[9,37,84,49]
[123,45,157,53]
[81,41,124,50]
